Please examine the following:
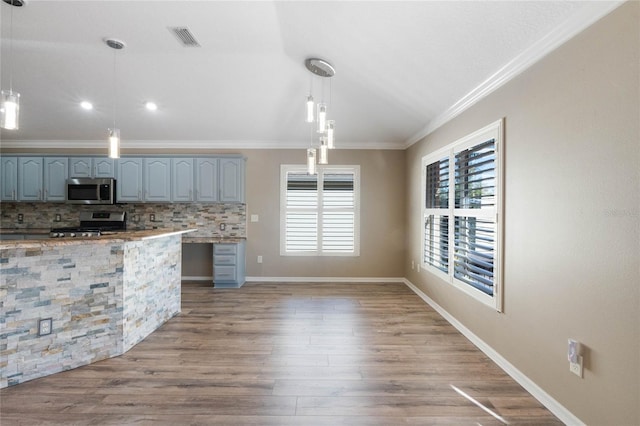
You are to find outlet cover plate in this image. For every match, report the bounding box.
[569,356,583,378]
[38,318,53,336]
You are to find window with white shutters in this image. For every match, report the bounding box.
[281,165,360,256]
[421,119,504,311]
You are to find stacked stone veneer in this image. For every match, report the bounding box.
[0,202,246,238]
[0,234,182,388]
[122,235,181,351]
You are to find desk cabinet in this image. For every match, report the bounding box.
[213,241,246,288]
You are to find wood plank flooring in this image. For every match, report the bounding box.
[0,282,562,425]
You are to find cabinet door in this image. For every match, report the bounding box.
[68,158,92,178]
[219,158,245,203]
[93,158,115,178]
[1,156,18,201]
[172,158,194,202]
[195,158,218,202]
[43,157,68,201]
[144,158,171,202]
[117,158,143,202]
[18,157,43,201]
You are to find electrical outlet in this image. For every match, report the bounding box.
[417,263,421,272]
[411,260,415,270]
[219,223,226,231]
[54,214,61,222]
[569,356,583,378]
[150,214,155,222]
[38,318,52,336]
[17,213,23,223]
[257,255,263,264]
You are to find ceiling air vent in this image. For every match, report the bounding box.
[169,27,201,47]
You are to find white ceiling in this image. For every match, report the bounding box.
[0,1,623,150]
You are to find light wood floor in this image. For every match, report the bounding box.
[1,281,562,425]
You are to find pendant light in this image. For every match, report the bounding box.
[327,120,335,149]
[105,38,125,159]
[304,58,336,170]
[1,0,25,130]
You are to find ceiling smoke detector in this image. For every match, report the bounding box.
[169,27,201,47]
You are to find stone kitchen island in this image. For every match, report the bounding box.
[0,229,194,388]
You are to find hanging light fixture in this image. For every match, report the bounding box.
[327,120,335,149]
[105,38,125,159]
[1,0,25,131]
[304,58,336,174]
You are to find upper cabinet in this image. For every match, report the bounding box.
[172,158,195,202]
[195,158,218,202]
[116,158,144,202]
[43,157,68,201]
[1,157,18,201]
[69,157,115,178]
[5,155,245,204]
[18,157,44,201]
[144,158,171,202]
[219,158,245,203]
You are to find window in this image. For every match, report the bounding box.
[422,119,504,311]
[281,165,360,256]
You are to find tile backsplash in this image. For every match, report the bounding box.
[0,202,246,238]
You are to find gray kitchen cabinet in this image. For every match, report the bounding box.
[219,157,245,203]
[43,157,68,201]
[195,158,218,202]
[117,158,144,202]
[1,156,18,201]
[172,158,195,202]
[144,158,171,202]
[18,157,43,201]
[213,241,246,288]
[69,157,115,178]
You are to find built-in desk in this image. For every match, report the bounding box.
[182,237,246,288]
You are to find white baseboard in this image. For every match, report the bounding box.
[182,276,405,283]
[182,275,213,281]
[245,276,405,283]
[403,278,584,426]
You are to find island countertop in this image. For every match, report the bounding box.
[0,228,198,249]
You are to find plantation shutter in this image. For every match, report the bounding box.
[285,172,318,252]
[453,139,496,295]
[282,166,359,256]
[322,172,355,253]
[423,156,449,271]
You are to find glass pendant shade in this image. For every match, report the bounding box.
[327,120,335,149]
[306,95,314,123]
[319,137,328,165]
[1,90,20,130]
[108,128,121,159]
[317,103,327,133]
[307,148,317,175]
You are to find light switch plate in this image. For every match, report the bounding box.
[250,214,259,222]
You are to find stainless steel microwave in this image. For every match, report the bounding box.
[66,178,116,204]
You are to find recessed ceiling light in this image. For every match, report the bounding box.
[80,101,93,110]
[145,101,158,111]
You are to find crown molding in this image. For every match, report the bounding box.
[0,139,404,151]
[404,0,625,148]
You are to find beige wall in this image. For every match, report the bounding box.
[185,148,407,278]
[240,148,405,278]
[405,3,639,425]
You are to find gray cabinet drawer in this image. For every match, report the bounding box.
[214,266,237,281]
[214,255,236,266]
[214,244,237,255]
